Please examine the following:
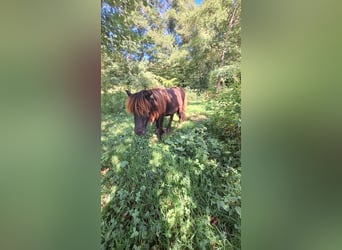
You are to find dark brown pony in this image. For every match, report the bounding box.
[126,87,186,140]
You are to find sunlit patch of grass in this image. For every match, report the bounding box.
[149,150,163,168]
[187,99,208,123]
[187,101,207,114]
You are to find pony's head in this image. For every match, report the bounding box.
[125,89,153,135]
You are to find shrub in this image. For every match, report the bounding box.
[101,91,127,115]
[208,64,241,91]
[205,83,241,168]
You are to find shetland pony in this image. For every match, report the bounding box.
[126,87,186,140]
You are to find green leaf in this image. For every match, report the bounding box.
[175,146,185,151]
[235,206,241,217]
[120,161,129,168]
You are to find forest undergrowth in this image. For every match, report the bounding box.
[101,88,241,250]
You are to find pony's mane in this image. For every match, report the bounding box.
[126,88,170,123]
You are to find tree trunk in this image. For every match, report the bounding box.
[216,50,225,93]
[216,3,239,93]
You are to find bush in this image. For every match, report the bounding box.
[101,91,127,115]
[208,64,241,90]
[205,83,241,168]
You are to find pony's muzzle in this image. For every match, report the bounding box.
[134,129,146,135]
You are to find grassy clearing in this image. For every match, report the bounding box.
[101,92,241,249]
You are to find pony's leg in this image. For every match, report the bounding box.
[154,121,158,133]
[166,114,174,133]
[177,111,182,128]
[156,115,165,140]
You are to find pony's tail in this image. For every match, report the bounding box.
[179,88,187,122]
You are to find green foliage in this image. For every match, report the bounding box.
[101,0,241,91]
[101,0,145,53]
[101,92,122,115]
[205,83,241,168]
[209,64,241,89]
[101,88,127,115]
[101,93,241,249]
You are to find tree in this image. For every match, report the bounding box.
[101,0,241,91]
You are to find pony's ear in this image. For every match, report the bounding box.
[125,90,132,96]
[144,90,153,99]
